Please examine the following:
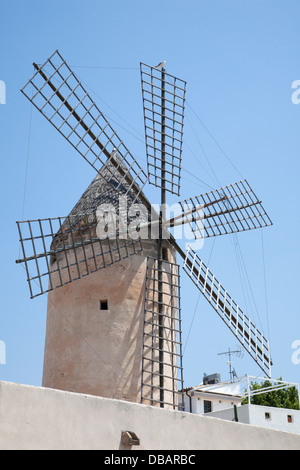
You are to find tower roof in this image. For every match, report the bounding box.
[70,153,145,215]
[58,151,151,240]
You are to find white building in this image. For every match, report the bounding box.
[184,374,300,435]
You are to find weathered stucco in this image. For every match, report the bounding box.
[43,240,179,406]
[43,248,149,401]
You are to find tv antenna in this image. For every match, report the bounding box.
[16,50,273,411]
[218,347,243,382]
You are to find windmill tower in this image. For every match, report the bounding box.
[41,157,179,403]
[17,51,273,412]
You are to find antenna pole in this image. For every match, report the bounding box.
[228,348,233,382]
[158,67,166,407]
[218,347,240,382]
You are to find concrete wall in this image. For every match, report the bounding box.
[0,381,300,450]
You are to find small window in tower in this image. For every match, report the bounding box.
[287,415,293,423]
[265,412,271,420]
[162,247,169,261]
[100,299,108,310]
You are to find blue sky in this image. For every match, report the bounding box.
[0,0,299,390]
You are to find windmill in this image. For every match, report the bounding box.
[16,50,273,411]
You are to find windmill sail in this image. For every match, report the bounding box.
[15,162,149,299]
[21,50,148,205]
[141,257,184,410]
[183,246,272,378]
[179,180,273,240]
[16,214,142,299]
[140,62,187,196]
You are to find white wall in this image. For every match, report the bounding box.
[184,390,241,414]
[207,404,300,435]
[247,405,300,434]
[0,381,300,450]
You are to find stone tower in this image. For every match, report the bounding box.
[42,159,179,407]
